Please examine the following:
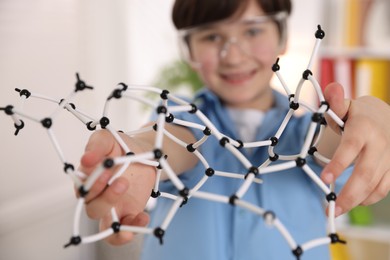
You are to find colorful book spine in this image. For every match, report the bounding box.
[355,59,390,102]
[319,57,354,99]
[344,0,362,47]
[319,58,335,91]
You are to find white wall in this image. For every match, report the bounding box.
[272,0,325,103]
[0,1,135,259]
[0,1,323,260]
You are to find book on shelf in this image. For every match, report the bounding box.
[319,57,354,99]
[344,0,361,47]
[355,59,390,102]
[322,0,381,48]
[319,57,390,103]
[322,0,346,48]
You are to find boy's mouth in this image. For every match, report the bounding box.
[220,69,257,85]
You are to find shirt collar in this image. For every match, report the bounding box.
[193,87,290,140]
[194,87,289,112]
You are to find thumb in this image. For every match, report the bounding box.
[324,82,350,132]
[81,130,116,170]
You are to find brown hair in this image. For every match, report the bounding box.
[172,0,292,30]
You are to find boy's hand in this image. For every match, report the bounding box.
[322,82,390,216]
[78,130,156,245]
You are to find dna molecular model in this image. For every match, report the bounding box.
[0,25,347,259]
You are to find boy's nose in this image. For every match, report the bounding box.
[219,38,247,64]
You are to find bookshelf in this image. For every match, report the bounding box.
[320,47,390,60]
[319,0,390,259]
[319,0,390,103]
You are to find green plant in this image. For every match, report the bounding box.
[153,60,204,93]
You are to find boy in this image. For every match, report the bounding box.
[79,0,390,259]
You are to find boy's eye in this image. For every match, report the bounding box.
[200,33,222,43]
[245,27,264,37]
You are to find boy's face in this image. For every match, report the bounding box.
[188,0,285,110]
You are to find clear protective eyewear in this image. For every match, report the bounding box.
[178,12,288,67]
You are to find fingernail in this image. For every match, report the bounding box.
[322,173,334,183]
[113,182,127,194]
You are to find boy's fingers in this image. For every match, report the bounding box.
[85,177,129,219]
[334,147,383,215]
[119,211,150,233]
[84,130,115,153]
[100,211,150,246]
[324,83,349,117]
[321,125,363,183]
[99,212,135,246]
[323,82,351,132]
[81,171,112,202]
[360,167,390,206]
[80,130,116,171]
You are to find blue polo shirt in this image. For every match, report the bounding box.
[141,88,349,260]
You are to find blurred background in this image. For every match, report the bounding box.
[0,0,389,260]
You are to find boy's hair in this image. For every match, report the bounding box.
[172,0,292,30]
